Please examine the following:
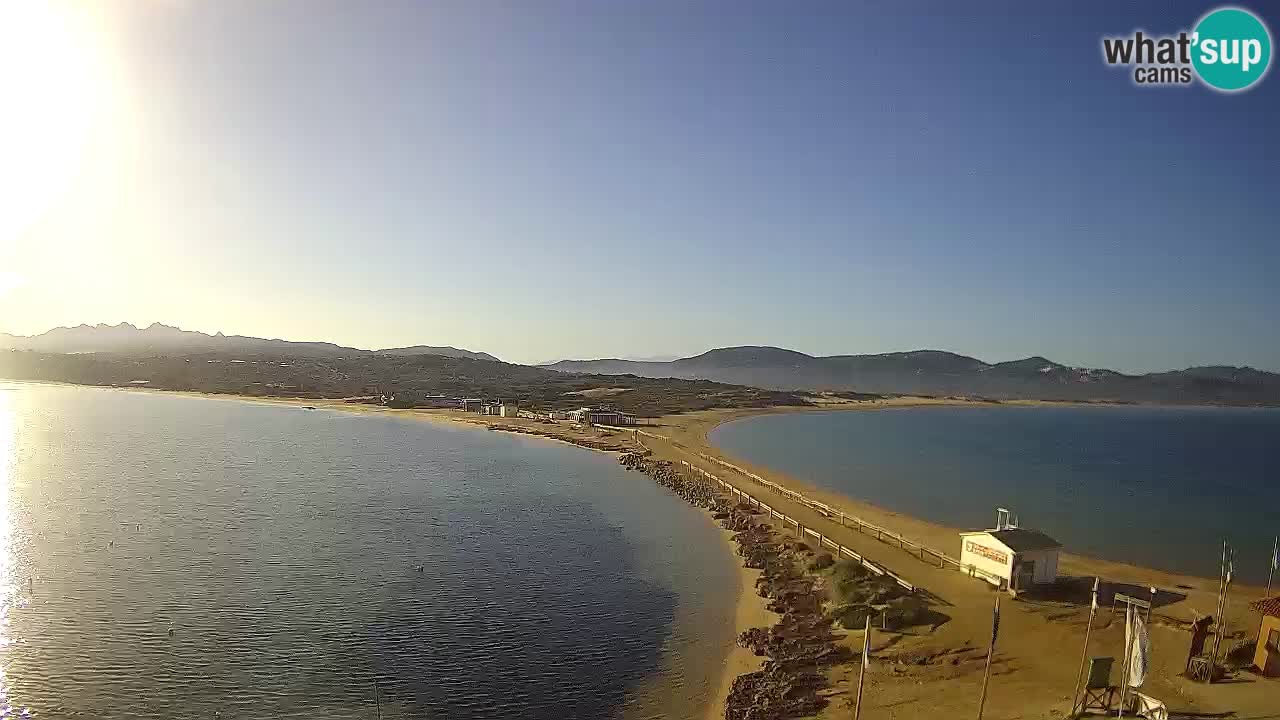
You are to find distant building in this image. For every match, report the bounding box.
[1251,596,1280,677]
[460,398,485,412]
[417,395,464,409]
[499,403,519,418]
[959,508,1060,592]
[567,407,637,426]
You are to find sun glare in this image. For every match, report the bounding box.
[0,0,111,247]
[0,390,15,649]
[0,271,22,299]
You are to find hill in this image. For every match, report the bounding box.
[376,346,499,361]
[0,323,499,362]
[0,350,806,416]
[545,346,1280,406]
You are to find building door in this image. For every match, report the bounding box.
[1015,559,1036,590]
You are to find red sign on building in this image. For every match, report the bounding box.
[966,541,1009,566]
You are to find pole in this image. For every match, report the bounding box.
[1070,578,1099,717]
[854,614,870,720]
[1117,603,1131,718]
[374,678,382,720]
[1214,549,1234,670]
[1209,543,1233,679]
[1267,536,1277,598]
[977,596,999,720]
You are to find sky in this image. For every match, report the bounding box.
[1,1,1277,371]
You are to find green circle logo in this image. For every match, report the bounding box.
[1192,7,1272,91]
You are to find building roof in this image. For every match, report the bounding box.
[961,528,1062,552]
[1251,596,1280,617]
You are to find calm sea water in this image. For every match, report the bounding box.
[712,406,1280,584]
[0,383,736,719]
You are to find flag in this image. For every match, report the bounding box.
[990,596,1001,645]
[1271,536,1278,571]
[1124,607,1151,688]
[1090,577,1099,612]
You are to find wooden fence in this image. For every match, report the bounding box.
[621,427,1004,588]
[691,452,1007,587]
[676,459,918,593]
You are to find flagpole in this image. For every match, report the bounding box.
[977,595,999,720]
[1209,544,1234,678]
[1267,536,1277,598]
[855,614,870,720]
[1069,578,1099,718]
[1117,603,1132,718]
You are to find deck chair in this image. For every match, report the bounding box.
[1076,657,1116,716]
[1131,692,1169,720]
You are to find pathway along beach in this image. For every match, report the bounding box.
[117,389,1280,718]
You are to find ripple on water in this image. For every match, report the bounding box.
[0,386,736,719]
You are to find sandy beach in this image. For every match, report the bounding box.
[704,524,779,720]
[648,401,1278,719]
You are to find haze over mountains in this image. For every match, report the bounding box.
[3,324,1277,406]
[546,346,1280,406]
[0,323,499,362]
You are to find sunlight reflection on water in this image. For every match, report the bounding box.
[0,391,32,717]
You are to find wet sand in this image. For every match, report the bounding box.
[704,524,778,720]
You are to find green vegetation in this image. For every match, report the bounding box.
[827,559,933,631]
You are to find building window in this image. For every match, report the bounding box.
[1268,628,1279,651]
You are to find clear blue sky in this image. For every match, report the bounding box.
[3,1,1277,371]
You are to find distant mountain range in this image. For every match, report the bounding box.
[545,346,1280,406]
[5,326,1276,406]
[0,323,500,362]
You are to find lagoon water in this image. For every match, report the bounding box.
[712,405,1280,584]
[0,383,735,719]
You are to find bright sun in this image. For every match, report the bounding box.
[0,271,22,299]
[0,0,109,248]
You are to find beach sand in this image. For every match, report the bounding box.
[650,402,1279,719]
[703,524,778,720]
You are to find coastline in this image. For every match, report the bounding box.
[10,381,1278,717]
[673,401,1273,592]
[649,402,1276,718]
[3,381,774,720]
[703,520,777,720]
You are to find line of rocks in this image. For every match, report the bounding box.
[618,451,720,508]
[724,510,849,720]
[618,451,847,720]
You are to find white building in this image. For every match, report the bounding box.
[499,403,519,418]
[567,407,637,426]
[959,510,1061,592]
